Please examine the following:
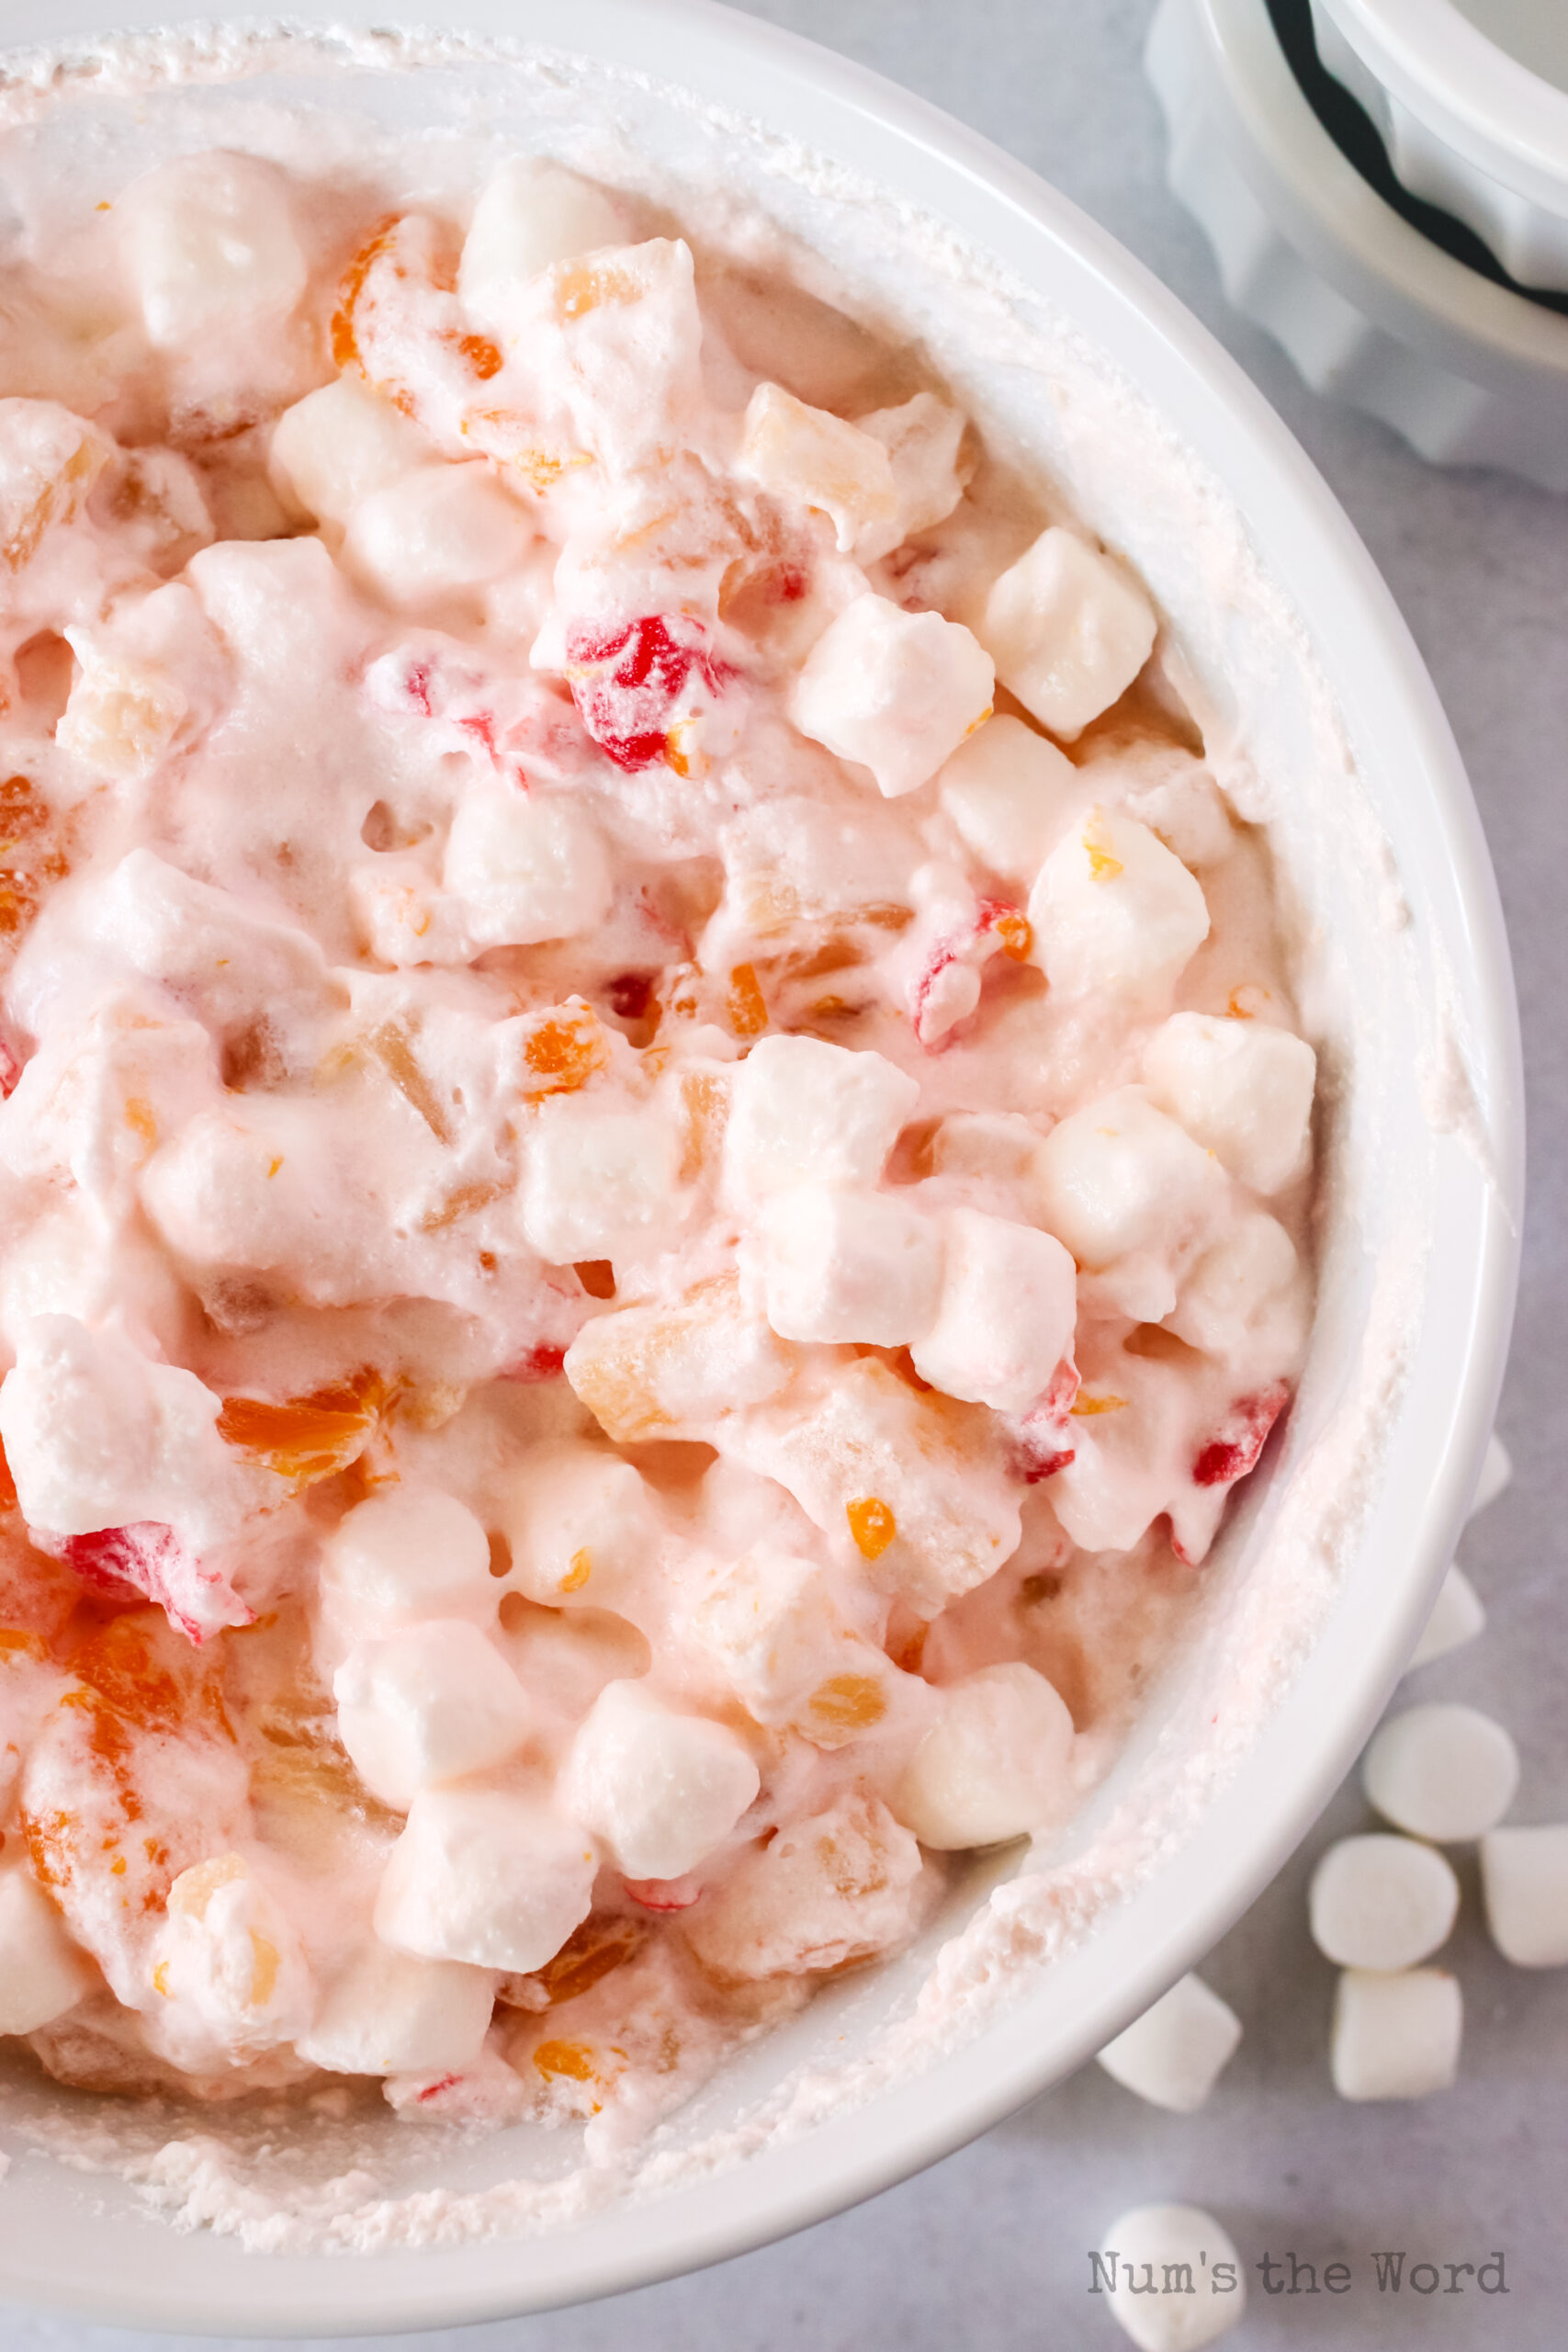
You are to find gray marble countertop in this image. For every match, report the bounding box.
[6,2,1565,2345]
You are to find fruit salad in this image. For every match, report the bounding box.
[0,146,1315,2139]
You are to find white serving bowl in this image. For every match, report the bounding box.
[0,0,1522,2332]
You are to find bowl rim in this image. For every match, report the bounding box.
[0,0,1524,2332]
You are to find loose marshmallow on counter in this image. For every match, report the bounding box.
[342,463,533,613]
[444,783,612,950]
[1099,2203,1247,2350]
[1331,1966,1462,2101]
[1363,1703,1520,1842]
[299,1941,499,2077]
[120,152,307,352]
[374,1788,597,1973]
[498,1440,663,1611]
[1143,1012,1316,1196]
[333,1620,534,1809]
[317,1488,497,1666]
[736,381,897,556]
[1308,1834,1460,1971]
[1028,807,1209,1004]
[893,1662,1074,1849]
[935,711,1080,882]
[520,1091,682,1265]
[457,156,626,338]
[1407,1564,1485,1671]
[0,1863,96,2036]
[790,593,994,798]
[1479,1826,1568,1968]
[1032,1089,1225,1279]
[977,526,1157,742]
[756,1184,942,1346]
[1095,1973,1242,2114]
[559,1679,760,1882]
[911,1207,1076,1414]
[723,1034,919,1200]
[268,377,432,537]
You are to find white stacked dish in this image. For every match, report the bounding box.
[1147,0,1568,486]
[1310,0,1568,293]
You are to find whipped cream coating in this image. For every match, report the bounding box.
[0,33,1419,2257]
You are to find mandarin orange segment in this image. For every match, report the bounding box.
[846,1497,897,1561]
[519,1003,609,1098]
[805,1672,886,1736]
[533,1913,647,2007]
[532,2036,597,2082]
[217,1375,382,1487]
[727,963,769,1038]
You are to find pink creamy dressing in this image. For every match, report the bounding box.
[0,141,1316,2149]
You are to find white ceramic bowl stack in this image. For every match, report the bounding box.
[0,0,1522,2331]
[1147,0,1568,485]
[1311,0,1568,292]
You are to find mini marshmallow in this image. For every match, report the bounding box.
[566,1276,797,1444]
[1480,1825,1568,1967]
[444,784,611,949]
[1028,807,1209,1004]
[299,1942,499,2076]
[756,1185,942,1346]
[1096,1973,1242,2115]
[682,1792,922,1981]
[911,1207,1076,1414]
[1308,1834,1460,1971]
[790,594,994,798]
[0,1863,95,2035]
[855,391,967,557]
[457,157,625,336]
[1032,1089,1224,1273]
[559,1679,759,1881]
[520,1092,682,1264]
[268,377,431,536]
[374,1789,597,1973]
[1407,1564,1485,1670]
[1469,1430,1512,1519]
[1098,2203,1247,2350]
[687,1546,873,1728]
[500,1441,663,1610]
[736,381,897,555]
[1330,1966,1461,2101]
[343,463,532,612]
[977,526,1157,741]
[935,711,1081,881]
[121,152,307,351]
[333,1620,533,1809]
[150,1853,312,2070]
[1143,1012,1316,1195]
[0,1312,244,1560]
[724,1035,919,1199]
[894,1662,1074,1849]
[1363,1702,1520,1842]
[318,1488,497,1663]
[1168,1211,1305,1363]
